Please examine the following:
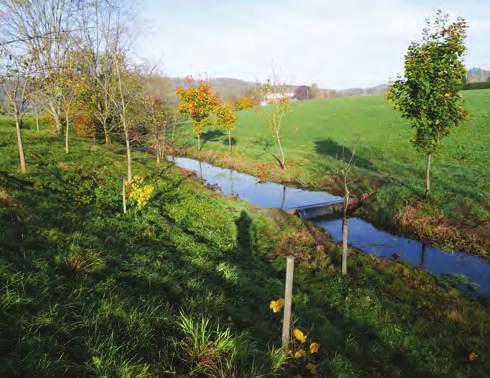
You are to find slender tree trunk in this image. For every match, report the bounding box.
[281,256,294,352]
[35,111,40,133]
[228,130,232,152]
[197,134,200,151]
[122,177,127,214]
[342,183,350,276]
[14,114,27,173]
[48,102,62,134]
[102,118,111,144]
[156,131,161,165]
[116,60,132,181]
[161,126,166,160]
[425,153,432,197]
[123,123,132,181]
[276,128,286,169]
[64,113,70,154]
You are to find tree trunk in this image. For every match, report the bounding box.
[281,256,294,352]
[48,102,62,134]
[341,186,350,275]
[156,132,161,165]
[102,119,111,144]
[276,128,286,169]
[425,153,432,197]
[197,134,200,151]
[161,127,166,160]
[64,114,70,154]
[123,124,132,181]
[116,60,132,182]
[122,177,127,214]
[14,114,27,173]
[35,112,40,133]
[228,130,232,152]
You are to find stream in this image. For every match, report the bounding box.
[171,156,490,296]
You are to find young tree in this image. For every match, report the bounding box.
[388,11,468,196]
[142,96,170,164]
[0,53,35,173]
[338,146,357,276]
[262,76,291,170]
[112,55,134,181]
[0,0,77,135]
[176,81,219,151]
[215,103,237,152]
[58,53,80,153]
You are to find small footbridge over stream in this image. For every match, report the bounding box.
[286,193,371,220]
[286,199,345,220]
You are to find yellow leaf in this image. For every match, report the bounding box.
[293,328,307,343]
[309,342,320,354]
[269,298,285,313]
[294,349,305,359]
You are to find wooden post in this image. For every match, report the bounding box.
[281,255,294,352]
[122,177,127,214]
[342,187,350,275]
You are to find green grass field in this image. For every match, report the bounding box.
[1,119,490,376]
[182,89,490,253]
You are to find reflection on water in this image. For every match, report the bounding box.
[173,157,340,209]
[172,156,490,295]
[317,218,490,294]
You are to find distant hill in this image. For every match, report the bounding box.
[467,68,490,83]
[168,77,259,101]
[149,68,490,105]
[164,77,389,102]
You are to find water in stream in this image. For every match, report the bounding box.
[172,156,490,295]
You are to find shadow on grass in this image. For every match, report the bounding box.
[201,129,225,149]
[314,139,376,171]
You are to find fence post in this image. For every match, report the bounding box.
[281,255,295,352]
[122,177,127,214]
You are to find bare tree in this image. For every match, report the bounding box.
[262,72,291,170]
[0,54,36,173]
[338,145,357,276]
[0,0,78,134]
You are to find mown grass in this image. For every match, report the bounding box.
[1,118,489,376]
[178,90,490,255]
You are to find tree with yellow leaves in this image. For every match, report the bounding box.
[215,103,237,152]
[176,80,219,151]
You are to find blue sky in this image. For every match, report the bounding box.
[134,0,490,89]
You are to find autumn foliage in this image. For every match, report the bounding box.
[235,96,255,110]
[176,80,239,151]
[176,82,219,145]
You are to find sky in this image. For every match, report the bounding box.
[134,0,490,89]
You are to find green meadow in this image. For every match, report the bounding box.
[182,89,490,253]
[1,118,489,376]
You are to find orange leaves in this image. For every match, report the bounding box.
[468,352,478,362]
[309,342,320,354]
[176,82,219,123]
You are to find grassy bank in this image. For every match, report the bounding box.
[1,120,489,376]
[177,89,490,256]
